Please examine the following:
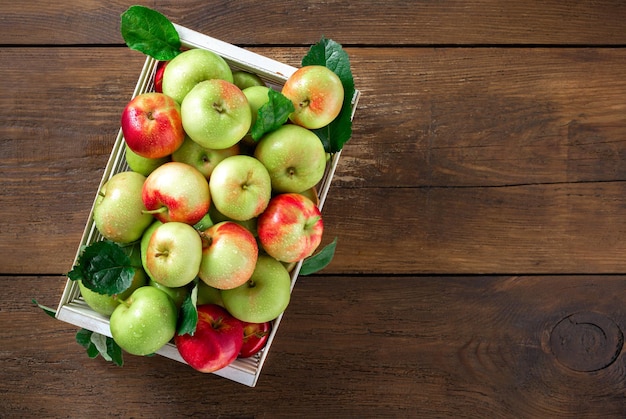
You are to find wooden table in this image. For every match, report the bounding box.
[3,1,626,417]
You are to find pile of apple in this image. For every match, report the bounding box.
[81,47,345,373]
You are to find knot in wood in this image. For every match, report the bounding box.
[550,312,623,372]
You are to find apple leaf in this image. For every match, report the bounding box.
[178,281,199,336]
[302,37,356,153]
[32,298,57,318]
[76,329,124,366]
[121,5,181,61]
[300,237,337,275]
[67,240,136,296]
[251,89,295,141]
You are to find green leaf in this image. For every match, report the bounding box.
[32,298,56,318]
[302,37,356,153]
[67,240,136,296]
[76,329,100,358]
[251,89,295,141]
[300,237,338,275]
[106,337,124,366]
[178,281,199,336]
[76,329,124,366]
[90,333,112,362]
[121,5,181,61]
[75,328,93,349]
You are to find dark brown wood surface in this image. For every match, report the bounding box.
[2,1,626,417]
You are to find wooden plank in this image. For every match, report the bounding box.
[341,47,626,188]
[6,275,626,417]
[1,1,626,46]
[2,47,626,274]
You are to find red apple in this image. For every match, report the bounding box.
[175,304,244,373]
[121,92,185,159]
[281,65,344,129]
[239,321,271,358]
[257,193,323,263]
[198,221,258,290]
[153,61,168,93]
[142,161,210,225]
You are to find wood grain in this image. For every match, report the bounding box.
[5,275,625,418]
[2,48,626,275]
[1,1,626,46]
[3,2,626,416]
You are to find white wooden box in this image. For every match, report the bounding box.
[56,23,359,387]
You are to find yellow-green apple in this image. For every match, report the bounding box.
[142,161,210,225]
[233,70,265,90]
[93,171,154,244]
[221,254,291,323]
[257,193,324,263]
[175,304,244,373]
[239,321,271,358]
[153,61,168,93]
[281,65,344,129]
[208,155,271,221]
[254,124,327,193]
[171,135,240,179]
[110,285,177,356]
[161,48,233,104]
[149,279,189,309]
[198,221,258,290]
[145,221,203,288]
[79,243,147,316]
[125,144,170,176]
[196,281,224,307]
[181,79,252,150]
[121,92,185,159]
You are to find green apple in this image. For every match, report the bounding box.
[145,221,203,288]
[109,286,177,356]
[198,221,258,290]
[161,48,233,104]
[196,281,224,307]
[233,70,265,90]
[242,85,270,131]
[193,212,214,232]
[93,171,154,244]
[140,219,163,280]
[254,124,327,193]
[281,65,344,129]
[125,144,170,176]
[149,279,189,309]
[171,135,240,179]
[181,79,252,150]
[221,254,291,323]
[79,242,147,316]
[208,155,272,221]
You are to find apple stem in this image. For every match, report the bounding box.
[117,297,131,308]
[198,231,213,248]
[97,190,106,198]
[142,207,168,215]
